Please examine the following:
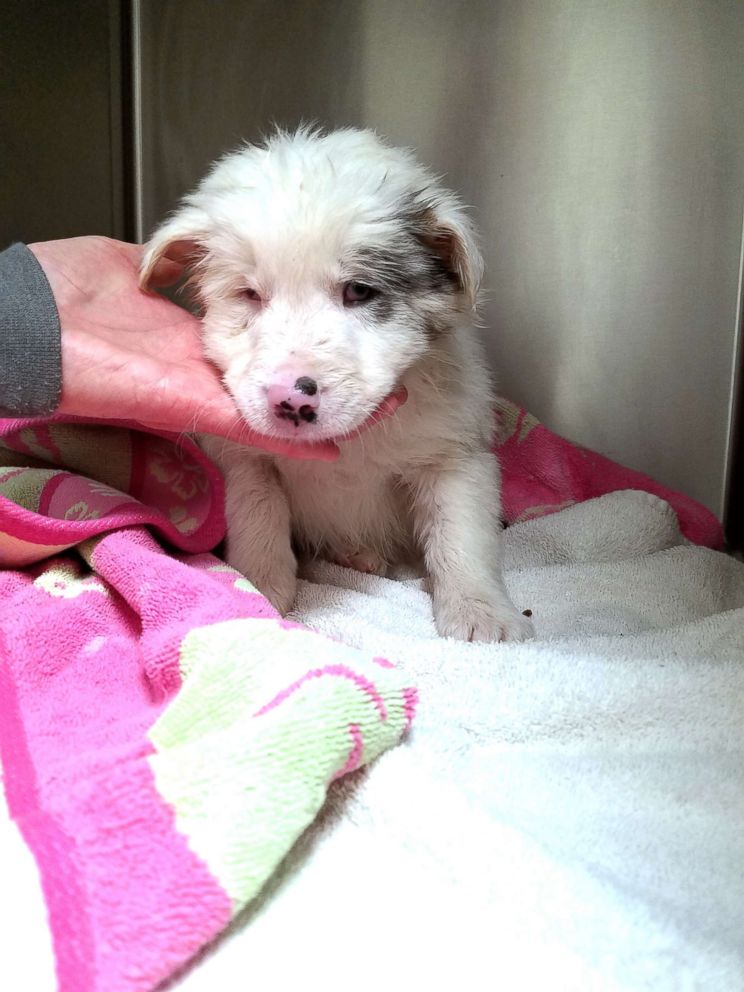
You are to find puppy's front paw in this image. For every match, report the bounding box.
[332,548,387,576]
[255,569,297,616]
[226,551,297,616]
[433,589,534,643]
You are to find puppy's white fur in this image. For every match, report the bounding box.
[141,127,532,642]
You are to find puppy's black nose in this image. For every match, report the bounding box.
[294,376,318,397]
[267,372,321,427]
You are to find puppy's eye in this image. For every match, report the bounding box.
[243,287,262,303]
[343,281,378,306]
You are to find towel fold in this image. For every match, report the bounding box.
[0,418,415,992]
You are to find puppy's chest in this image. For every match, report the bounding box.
[276,458,412,557]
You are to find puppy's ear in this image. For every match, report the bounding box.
[415,204,484,309]
[139,208,210,291]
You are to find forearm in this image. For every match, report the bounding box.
[0,243,61,417]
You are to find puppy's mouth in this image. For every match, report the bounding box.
[332,386,407,440]
[260,385,408,444]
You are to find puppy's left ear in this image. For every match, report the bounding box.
[139,207,210,291]
[415,203,484,309]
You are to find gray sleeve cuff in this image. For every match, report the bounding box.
[0,243,62,417]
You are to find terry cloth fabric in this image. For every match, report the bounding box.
[165,488,744,992]
[0,401,725,992]
[0,417,416,992]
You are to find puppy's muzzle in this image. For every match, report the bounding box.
[266,369,320,428]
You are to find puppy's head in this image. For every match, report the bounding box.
[141,127,483,441]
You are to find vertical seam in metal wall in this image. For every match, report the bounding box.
[131,0,145,243]
[721,200,744,525]
[107,0,125,240]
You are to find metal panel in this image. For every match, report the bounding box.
[0,0,129,244]
[137,0,744,517]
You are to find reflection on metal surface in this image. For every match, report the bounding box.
[131,0,145,243]
[1,0,127,243]
[136,0,744,517]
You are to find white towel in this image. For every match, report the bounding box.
[175,489,744,991]
[5,489,743,990]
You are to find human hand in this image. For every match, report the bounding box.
[29,237,405,460]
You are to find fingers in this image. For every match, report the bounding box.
[347,385,408,438]
[132,382,407,461]
[199,385,408,456]
[208,425,340,462]
[190,400,341,462]
[235,433,341,462]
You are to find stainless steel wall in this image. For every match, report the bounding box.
[136,0,744,517]
[1,0,128,245]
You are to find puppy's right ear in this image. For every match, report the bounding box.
[139,208,210,291]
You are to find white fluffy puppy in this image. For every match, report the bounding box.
[141,127,532,642]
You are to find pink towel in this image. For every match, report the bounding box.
[0,417,416,992]
[494,398,723,548]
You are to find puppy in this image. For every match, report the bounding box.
[141,127,532,642]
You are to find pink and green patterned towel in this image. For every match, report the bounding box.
[0,417,417,992]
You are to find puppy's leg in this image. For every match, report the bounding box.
[411,453,533,643]
[211,447,297,615]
